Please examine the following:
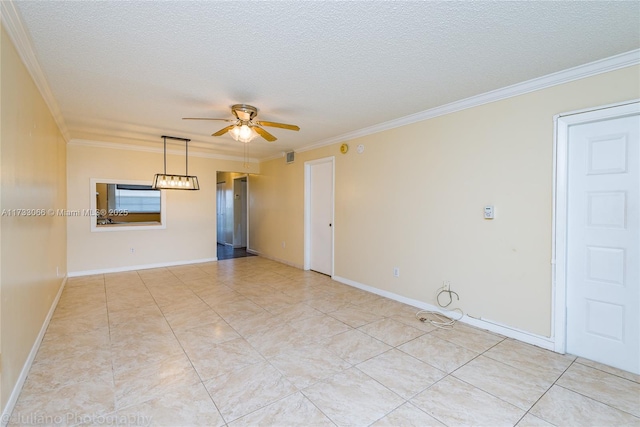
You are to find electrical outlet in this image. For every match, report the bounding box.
[282,241,286,248]
[393,267,400,277]
[130,247,135,254]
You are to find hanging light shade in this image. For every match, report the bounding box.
[152,135,200,190]
[229,123,258,143]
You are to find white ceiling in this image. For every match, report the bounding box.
[9,1,640,160]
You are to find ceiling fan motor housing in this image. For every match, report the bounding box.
[232,104,258,121]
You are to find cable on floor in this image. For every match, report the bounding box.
[416,282,464,329]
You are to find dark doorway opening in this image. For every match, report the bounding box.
[217,244,256,261]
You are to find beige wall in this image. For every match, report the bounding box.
[0,27,67,410]
[250,65,640,337]
[67,144,258,274]
[250,151,328,267]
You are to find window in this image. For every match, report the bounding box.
[114,184,161,213]
[91,179,166,232]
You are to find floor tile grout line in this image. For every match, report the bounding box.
[552,375,640,419]
[205,269,399,425]
[555,383,640,420]
[99,273,121,418]
[517,357,580,425]
[159,264,323,416]
[431,326,508,354]
[405,374,453,427]
[197,265,344,424]
[448,373,529,413]
[346,317,452,425]
[371,344,450,401]
[66,274,118,427]
[573,358,640,385]
[296,387,340,427]
[349,362,412,418]
[451,335,566,425]
[112,277,195,390]
[137,268,229,425]
[220,388,301,425]
[480,339,574,383]
[296,366,394,427]
[107,271,177,413]
[406,336,531,426]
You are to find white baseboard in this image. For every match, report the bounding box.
[332,275,555,351]
[68,258,218,277]
[245,249,303,270]
[461,315,554,351]
[1,275,67,426]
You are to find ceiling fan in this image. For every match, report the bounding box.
[183,104,300,143]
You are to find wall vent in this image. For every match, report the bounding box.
[285,151,295,164]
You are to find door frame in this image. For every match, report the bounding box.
[552,99,639,353]
[216,181,226,245]
[304,156,335,275]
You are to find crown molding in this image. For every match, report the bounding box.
[68,139,260,163]
[294,49,640,156]
[1,1,71,142]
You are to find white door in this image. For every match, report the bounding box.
[307,159,334,275]
[566,112,639,374]
[216,182,226,245]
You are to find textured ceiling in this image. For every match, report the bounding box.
[11,1,640,160]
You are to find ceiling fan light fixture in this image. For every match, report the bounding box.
[229,123,258,143]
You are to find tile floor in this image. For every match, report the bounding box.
[9,257,640,426]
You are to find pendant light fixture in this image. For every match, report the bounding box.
[152,135,200,190]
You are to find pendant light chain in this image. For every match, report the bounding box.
[163,136,167,175]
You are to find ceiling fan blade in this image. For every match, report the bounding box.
[254,126,277,142]
[183,117,233,122]
[212,125,235,137]
[255,121,300,131]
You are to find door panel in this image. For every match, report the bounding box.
[566,114,639,374]
[309,160,333,275]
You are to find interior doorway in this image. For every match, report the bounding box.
[216,172,254,261]
[233,176,248,248]
[216,182,226,245]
